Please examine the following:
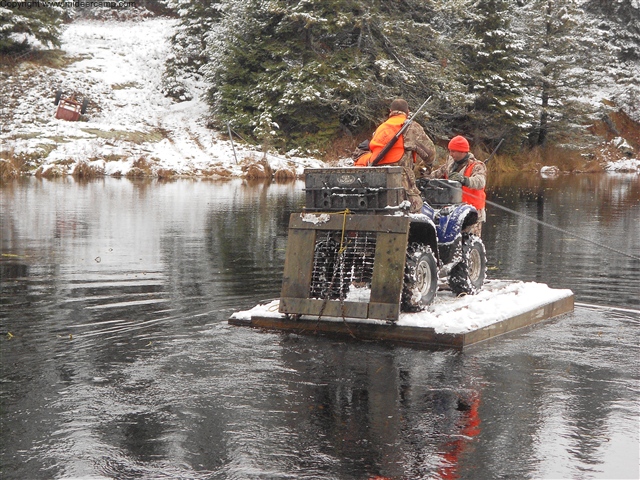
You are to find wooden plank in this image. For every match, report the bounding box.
[288,213,410,233]
[279,297,368,319]
[247,315,463,349]
[279,219,315,300]
[461,294,574,346]
[369,230,407,308]
[368,302,401,321]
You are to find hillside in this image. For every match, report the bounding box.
[0,17,323,180]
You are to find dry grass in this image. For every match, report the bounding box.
[72,161,104,179]
[0,146,53,174]
[156,168,176,180]
[273,168,297,182]
[483,154,519,175]
[126,157,153,178]
[513,145,590,173]
[0,49,77,70]
[322,131,362,162]
[80,128,167,144]
[35,165,65,178]
[102,154,126,162]
[111,82,140,90]
[242,156,273,179]
[202,166,233,177]
[0,159,20,182]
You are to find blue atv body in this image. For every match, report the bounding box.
[421,201,478,245]
[402,178,487,310]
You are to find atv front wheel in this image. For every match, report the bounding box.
[448,233,486,296]
[402,243,438,312]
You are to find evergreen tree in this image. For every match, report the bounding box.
[163,0,223,101]
[203,0,467,152]
[581,0,640,122]
[457,0,531,149]
[514,0,599,146]
[0,5,63,53]
[168,0,636,154]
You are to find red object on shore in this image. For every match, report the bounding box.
[54,91,88,121]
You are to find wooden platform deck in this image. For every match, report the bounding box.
[229,281,575,350]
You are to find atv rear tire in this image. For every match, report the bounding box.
[402,243,438,312]
[448,233,486,296]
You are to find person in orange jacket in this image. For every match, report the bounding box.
[352,99,436,213]
[430,135,487,236]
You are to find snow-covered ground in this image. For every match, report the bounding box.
[231,280,574,335]
[1,17,637,177]
[0,17,323,178]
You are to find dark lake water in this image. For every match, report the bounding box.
[1,173,639,480]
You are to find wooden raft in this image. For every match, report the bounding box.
[229,293,575,350]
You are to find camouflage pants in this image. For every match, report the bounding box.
[397,159,423,213]
[467,221,483,237]
[465,208,485,237]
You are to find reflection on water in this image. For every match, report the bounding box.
[1,175,638,480]
[484,172,640,307]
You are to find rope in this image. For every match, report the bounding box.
[575,302,640,316]
[430,178,640,261]
[307,209,358,338]
[338,208,350,253]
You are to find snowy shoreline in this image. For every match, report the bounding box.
[1,18,324,179]
[1,18,638,179]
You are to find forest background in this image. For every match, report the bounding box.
[1,0,639,173]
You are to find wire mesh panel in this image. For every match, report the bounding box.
[309,230,377,301]
[280,212,410,321]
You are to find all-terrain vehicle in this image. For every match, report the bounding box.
[278,166,486,322]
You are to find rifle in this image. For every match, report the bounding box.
[483,138,504,164]
[369,96,432,166]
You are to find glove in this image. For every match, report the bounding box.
[449,172,468,186]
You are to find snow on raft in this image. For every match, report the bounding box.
[229,280,575,349]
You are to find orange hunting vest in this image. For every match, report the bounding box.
[355,115,406,166]
[460,161,486,210]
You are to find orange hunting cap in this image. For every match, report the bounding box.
[448,135,470,152]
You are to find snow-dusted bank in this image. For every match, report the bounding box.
[1,18,323,178]
[1,18,638,178]
[230,280,575,349]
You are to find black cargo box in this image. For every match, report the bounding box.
[304,167,404,212]
[418,178,462,206]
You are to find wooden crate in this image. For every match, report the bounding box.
[279,212,410,322]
